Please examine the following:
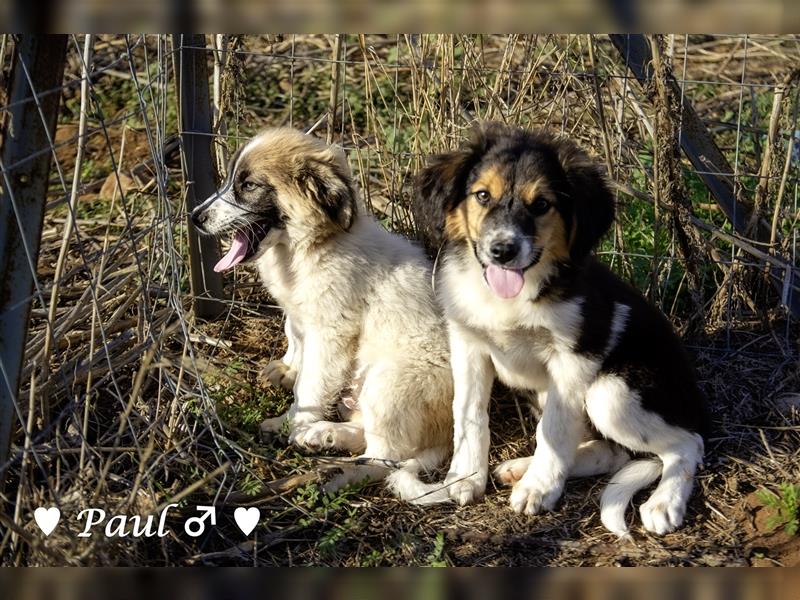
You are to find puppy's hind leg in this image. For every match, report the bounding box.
[291,420,366,453]
[569,440,630,478]
[585,374,704,536]
[321,431,399,494]
[322,464,388,495]
[638,435,703,535]
[495,440,630,486]
[385,446,452,503]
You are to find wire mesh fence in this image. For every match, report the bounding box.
[204,34,800,329]
[0,34,798,566]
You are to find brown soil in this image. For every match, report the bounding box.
[737,492,800,567]
[190,289,800,566]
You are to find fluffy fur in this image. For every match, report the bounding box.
[411,122,709,536]
[191,127,454,494]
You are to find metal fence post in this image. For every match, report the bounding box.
[0,35,68,470]
[176,34,226,320]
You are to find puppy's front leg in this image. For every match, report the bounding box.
[443,324,495,505]
[282,316,303,372]
[509,385,584,514]
[263,316,304,391]
[287,329,354,444]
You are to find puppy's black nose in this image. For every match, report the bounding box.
[489,240,520,264]
[191,208,208,231]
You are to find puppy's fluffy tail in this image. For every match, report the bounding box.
[600,459,662,537]
[385,447,453,504]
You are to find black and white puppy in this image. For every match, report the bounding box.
[412,122,709,536]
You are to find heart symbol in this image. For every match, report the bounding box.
[34,507,60,536]
[233,507,260,536]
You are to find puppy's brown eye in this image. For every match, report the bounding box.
[475,190,491,205]
[532,198,550,214]
[242,181,260,192]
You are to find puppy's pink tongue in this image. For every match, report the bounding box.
[214,232,248,272]
[484,265,524,299]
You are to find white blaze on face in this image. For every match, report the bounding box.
[195,138,260,271]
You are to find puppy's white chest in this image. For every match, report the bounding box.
[485,329,551,392]
[256,246,296,308]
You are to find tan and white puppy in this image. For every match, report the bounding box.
[191,127,454,492]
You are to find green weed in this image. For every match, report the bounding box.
[293,481,368,560]
[756,483,800,536]
[205,361,291,436]
[238,472,263,497]
[425,531,448,567]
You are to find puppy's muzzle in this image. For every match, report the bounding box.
[190,206,210,232]
[488,239,521,265]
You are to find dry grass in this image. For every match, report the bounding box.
[0,34,798,566]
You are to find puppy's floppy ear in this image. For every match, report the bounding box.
[555,140,615,261]
[413,150,473,253]
[293,149,356,230]
[412,121,507,254]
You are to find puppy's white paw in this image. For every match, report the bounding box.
[261,360,297,390]
[493,457,532,486]
[289,421,337,451]
[445,475,485,506]
[509,476,562,515]
[639,493,686,535]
